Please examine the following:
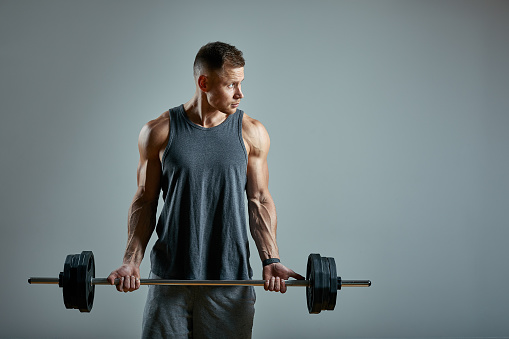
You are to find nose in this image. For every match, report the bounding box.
[234,85,244,99]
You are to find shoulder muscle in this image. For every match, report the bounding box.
[242,113,270,156]
[139,111,170,160]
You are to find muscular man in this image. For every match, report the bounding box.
[108,41,303,338]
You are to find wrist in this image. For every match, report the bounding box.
[262,258,280,266]
[123,251,142,267]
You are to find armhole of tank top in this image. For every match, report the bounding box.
[238,111,249,167]
[160,108,175,165]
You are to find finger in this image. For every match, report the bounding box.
[280,279,287,294]
[268,277,275,291]
[129,276,136,292]
[264,279,269,291]
[274,277,281,293]
[123,276,131,293]
[117,276,124,292]
[135,276,141,290]
[127,276,133,292]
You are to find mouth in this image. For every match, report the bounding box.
[232,103,240,108]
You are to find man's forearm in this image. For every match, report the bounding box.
[248,195,279,261]
[123,193,158,266]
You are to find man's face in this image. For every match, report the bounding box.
[206,65,244,115]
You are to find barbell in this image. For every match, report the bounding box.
[28,251,371,314]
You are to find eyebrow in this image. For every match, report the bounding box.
[223,71,244,82]
[226,77,244,84]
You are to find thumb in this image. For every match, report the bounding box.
[289,269,305,280]
[107,272,118,285]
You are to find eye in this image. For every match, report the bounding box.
[228,83,235,88]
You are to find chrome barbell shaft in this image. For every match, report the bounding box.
[28,277,371,287]
[28,277,59,284]
[97,278,311,286]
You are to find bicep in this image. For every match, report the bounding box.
[246,123,271,200]
[136,156,162,202]
[135,124,164,202]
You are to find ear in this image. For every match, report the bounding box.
[198,75,208,92]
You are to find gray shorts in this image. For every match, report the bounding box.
[142,272,256,339]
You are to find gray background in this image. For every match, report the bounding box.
[1,0,508,338]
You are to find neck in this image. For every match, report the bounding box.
[183,92,227,128]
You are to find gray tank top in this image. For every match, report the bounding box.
[150,104,253,280]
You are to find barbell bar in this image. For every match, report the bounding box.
[28,278,370,287]
[28,251,371,314]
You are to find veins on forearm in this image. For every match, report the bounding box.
[248,195,279,259]
[124,195,157,265]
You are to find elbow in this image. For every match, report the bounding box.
[247,191,269,207]
[247,190,275,213]
[133,186,159,208]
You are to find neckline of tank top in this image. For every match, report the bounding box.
[178,104,240,131]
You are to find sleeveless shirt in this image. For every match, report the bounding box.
[150,104,253,280]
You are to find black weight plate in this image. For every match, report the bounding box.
[306,253,325,314]
[62,254,73,309]
[325,257,337,311]
[85,251,95,312]
[76,251,95,312]
[63,253,80,310]
[306,254,315,313]
[320,256,331,312]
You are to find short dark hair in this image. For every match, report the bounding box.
[193,41,245,77]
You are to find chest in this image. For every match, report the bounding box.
[164,129,248,171]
